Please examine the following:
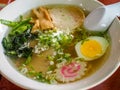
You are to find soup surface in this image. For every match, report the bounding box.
[1,4,110,84]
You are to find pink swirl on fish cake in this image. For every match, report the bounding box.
[61,62,80,78]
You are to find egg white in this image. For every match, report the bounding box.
[75,36,109,61]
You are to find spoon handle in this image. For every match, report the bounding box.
[106,2,120,16]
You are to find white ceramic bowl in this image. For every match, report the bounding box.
[0,0,120,90]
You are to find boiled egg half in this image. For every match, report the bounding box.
[75,36,109,61]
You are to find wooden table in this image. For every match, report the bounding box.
[0,0,120,90]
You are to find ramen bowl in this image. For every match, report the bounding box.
[0,0,120,90]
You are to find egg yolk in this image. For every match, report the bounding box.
[80,40,102,58]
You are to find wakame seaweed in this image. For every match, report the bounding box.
[1,18,37,58]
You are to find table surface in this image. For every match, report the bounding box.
[0,0,120,90]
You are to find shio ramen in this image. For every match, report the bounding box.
[1,5,110,84]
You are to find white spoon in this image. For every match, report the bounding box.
[84,2,120,32]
